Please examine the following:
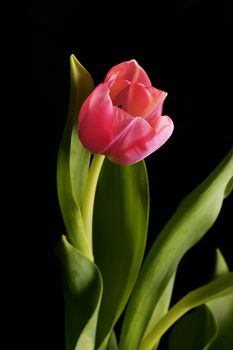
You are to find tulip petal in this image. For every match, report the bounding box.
[105,111,174,164]
[142,87,167,118]
[105,60,152,87]
[114,84,167,118]
[110,106,137,137]
[78,84,114,153]
[145,91,168,127]
[126,84,157,117]
[108,78,131,101]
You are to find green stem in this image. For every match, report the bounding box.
[82,154,105,256]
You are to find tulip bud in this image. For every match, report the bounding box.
[78,60,174,164]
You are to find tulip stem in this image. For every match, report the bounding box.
[82,154,105,256]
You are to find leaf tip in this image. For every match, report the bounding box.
[214,248,229,278]
[224,175,233,198]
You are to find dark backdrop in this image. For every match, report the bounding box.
[13,0,233,349]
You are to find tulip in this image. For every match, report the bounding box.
[78,60,174,164]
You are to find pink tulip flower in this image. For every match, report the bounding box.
[78,60,174,164]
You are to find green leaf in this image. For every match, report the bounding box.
[212,248,229,278]
[93,159,149,349]
[207,250,233,350]
[168,249,233,350]
[168,306,216,350]
[119,147,233,350]
[57,54,94,258]
[106,332,118,350]
[139,272,233,350]
[143,274,176,350]
[59,235,103,350]
[57,55,101,349]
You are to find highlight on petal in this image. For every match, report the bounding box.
[105,60,152,87]
[145,91,168,127]
[78,83,114,153]
[105,114,174,165]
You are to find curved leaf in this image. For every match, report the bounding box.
[168,305,216,350]
[60,235,102,350]
[57,54,94,258]
[207,250,233,350]
[168,249,233,350]
[139,272,233,350]
[119,147,233,350]
[93,159,149,349]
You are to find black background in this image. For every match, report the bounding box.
[9,0,233,348]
